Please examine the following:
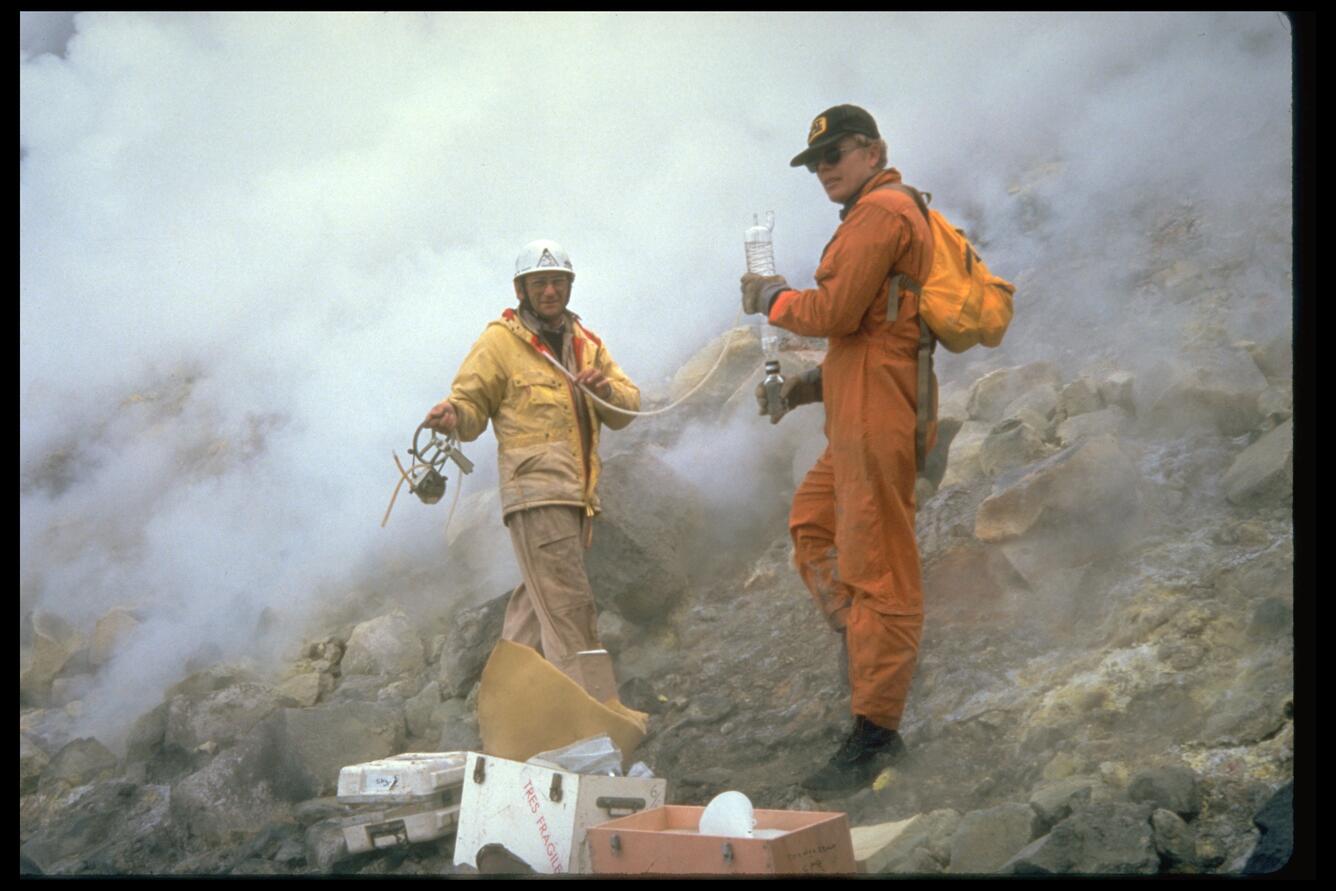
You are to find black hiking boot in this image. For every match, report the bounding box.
[801,716,906,800]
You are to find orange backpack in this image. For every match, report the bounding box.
[878,184,1017,472]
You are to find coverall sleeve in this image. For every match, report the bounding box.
[592,344,640,431]
[446,328,508,443]
[768,202,914,337]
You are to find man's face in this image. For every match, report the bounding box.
[809,135,880,205]
[519,272,573,323]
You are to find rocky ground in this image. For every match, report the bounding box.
[20,196,1299,875]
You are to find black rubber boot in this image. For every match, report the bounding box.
[800,716,906,799]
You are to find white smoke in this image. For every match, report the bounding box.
[19,12,1292,745]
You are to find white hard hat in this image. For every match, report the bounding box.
[514,239,575,282]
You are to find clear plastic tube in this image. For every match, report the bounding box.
[746,213,785,418]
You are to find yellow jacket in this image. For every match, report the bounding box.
[447,308,640,518]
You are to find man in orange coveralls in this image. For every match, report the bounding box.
[740,104,935,797]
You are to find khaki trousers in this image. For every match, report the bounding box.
[500,505,608,696]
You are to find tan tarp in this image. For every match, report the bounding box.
[477,640,648,765]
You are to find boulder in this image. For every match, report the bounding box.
[164,682,281,754]
[668,326,763,411]
[1152,808,1197,870]
[979,419,1051,477]
[170,735,292,845]
[438,594,508,699]
[856,809,961,874]
[1223,419,1292,505]
[20,611,84,706]
[1256,385,1292,428]
[1144,369,1266,437]
[585,450,699,624]
[42,737,118,788]
[1056,406,1132,447]
[166,662,260,699]
[974,436,1141,544]
[1058,378,1104,419]
[275,671,328,708]
[1239,335,1291,386]
[948,802,1039,874]
[20,734,50,795]
[1004,802,1158,875]
[1001,384,1060,439]
[89,607,142,668]
[1200,656,1292,746]
[967,363,1062,423]
[1243,781,1293,874]
[305,819,352,872]
[1029,776,1097,832]
[260,702,404,801]
[1098,371,1136,415]
[404,680,443,739]
[125,702,169,764]
[1127,766,1201,819]
[342,612,425,677]
[940,420,992,489]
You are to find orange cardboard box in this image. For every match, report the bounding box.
[586,805,857,876]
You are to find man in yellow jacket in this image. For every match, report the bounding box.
[423,240,641,698]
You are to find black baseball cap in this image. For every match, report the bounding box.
[789,104,881,168]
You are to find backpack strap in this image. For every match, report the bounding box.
[873,183,938,476]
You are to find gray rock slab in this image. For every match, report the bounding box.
[262,702,405,801]
[20,781,171,876]
[1223,419,1293,505]
[1127,766,1201,819]
[948,802,1039,874]
[342,612,425,677]
[125,703,169,765]
[438,593,508,699]
[167,662,260,699]
[1004,801,1158,875]
[1001,383,1059,438]
[164,682,280,753]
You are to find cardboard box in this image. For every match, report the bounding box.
[586,805,858,875]
[453,751,667,874]
[336,751,467,805]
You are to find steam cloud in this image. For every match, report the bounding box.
[19,12,1292,746]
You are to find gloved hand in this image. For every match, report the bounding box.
[755,366,823,424]
[740,273,789,316]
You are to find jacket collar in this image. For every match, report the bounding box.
[839,167,904,221]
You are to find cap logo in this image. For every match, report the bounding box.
[537,248,559,268]
[807,115,828,145]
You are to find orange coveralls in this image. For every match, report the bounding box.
[767,168,935,731]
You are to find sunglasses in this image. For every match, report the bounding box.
[805,141,867,173]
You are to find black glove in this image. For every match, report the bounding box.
[755,367,823,424]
